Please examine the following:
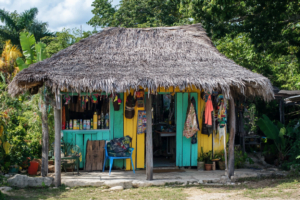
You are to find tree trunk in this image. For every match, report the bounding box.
[146,94,153,180]
[54,104,61,187]
[41,92,49,177]
[228,98,236,179]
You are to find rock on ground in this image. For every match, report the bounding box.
[7,174,54,188]
[0,187,12,192]
[109,186,124,191]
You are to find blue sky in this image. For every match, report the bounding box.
[0,0,120,32]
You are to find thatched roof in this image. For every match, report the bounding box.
[8,24,274,100]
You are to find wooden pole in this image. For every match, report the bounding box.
[228,98,236,179]
[223,125,228,176]
[211,111,214,158]
[279,99,285,124]
[54,100,62,187]
[146,94,153,180]
[41,93,49,177]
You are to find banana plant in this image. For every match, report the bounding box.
[257,114,292,162]
[16,31,50,176]
[16,32,47,71]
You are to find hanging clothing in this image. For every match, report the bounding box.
[183,102,199,139]
[205,95,213,125]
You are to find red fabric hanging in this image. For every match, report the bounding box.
[205,95,213,125]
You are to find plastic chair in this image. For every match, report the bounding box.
[103,141,135,175]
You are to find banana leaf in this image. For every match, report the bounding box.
[257,114,279,140]
[35,42,47,62]
[16,57,28,71]
[19,32,36,65]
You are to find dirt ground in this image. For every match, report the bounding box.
[184,176,300,200]
[2,175,300,200]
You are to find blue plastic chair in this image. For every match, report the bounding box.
[103,141,135,175]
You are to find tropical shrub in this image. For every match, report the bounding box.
[234,147,253,168]
[257,114,293,163]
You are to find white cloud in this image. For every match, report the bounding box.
[1,0,120,32]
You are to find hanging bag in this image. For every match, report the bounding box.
[183,94,199,139]
[125,94,136,119]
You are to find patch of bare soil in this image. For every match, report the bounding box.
[184,177,300,200]
[184,187,249,200]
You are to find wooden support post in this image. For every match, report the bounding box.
[54,103,62,187]
[228,98,236,179]
[279,99,285,124]
[224,125,228,176]
[146,94,153,180]
[212,111,214,158]
[41,94,49,177]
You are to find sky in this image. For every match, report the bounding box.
[0,0,120,32]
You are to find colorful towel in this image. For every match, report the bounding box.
[107,136,132,157]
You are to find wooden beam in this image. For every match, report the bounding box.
[146,94,153,180]
[54,97,62,187]
[228,98,236,179]
[41,93,49,177]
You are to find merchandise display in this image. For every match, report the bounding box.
[62,94,111,130]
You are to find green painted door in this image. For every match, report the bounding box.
[176,93,198,167]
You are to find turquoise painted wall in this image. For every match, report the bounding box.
[62,94,124,169]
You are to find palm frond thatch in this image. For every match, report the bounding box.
[8,24,274,100]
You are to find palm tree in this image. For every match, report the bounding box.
[0,8,53,49]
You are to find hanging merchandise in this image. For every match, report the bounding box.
[191,134,197,144]
[217,94,227,144]
[183,98,199,139]
[190,97,199,144]
[91,94,98,103]
[62,106,66,130]
[125,93,136,119]
[137,110,147,134]
[64,95,71,105]
[113,94,122,111]
[217,94,227,128]
[205,95,213,126]
[136,89,145,108]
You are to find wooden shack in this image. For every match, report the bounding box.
[8,24,274,186]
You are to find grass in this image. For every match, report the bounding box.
[3,186,186,200]
[3,173,300,200]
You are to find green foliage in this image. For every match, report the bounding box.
[197,147,205,162]
[0,75,54,168]
[41,28,96,57]
[234,147,253,168]
[203,150,212,164]
[215,150,225,161]
[0,8,53,51]
[87,0,190,28]
[17,32,47,70]
[282,119,300,170]
[257,115,300,166]
[243,103,258,134]
[183,0,300,60]
[215,33,300,90]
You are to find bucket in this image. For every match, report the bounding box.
[28,161,39,175]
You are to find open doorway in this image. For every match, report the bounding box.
[152,94,176,167]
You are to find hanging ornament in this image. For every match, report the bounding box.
[64,94,71,105]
